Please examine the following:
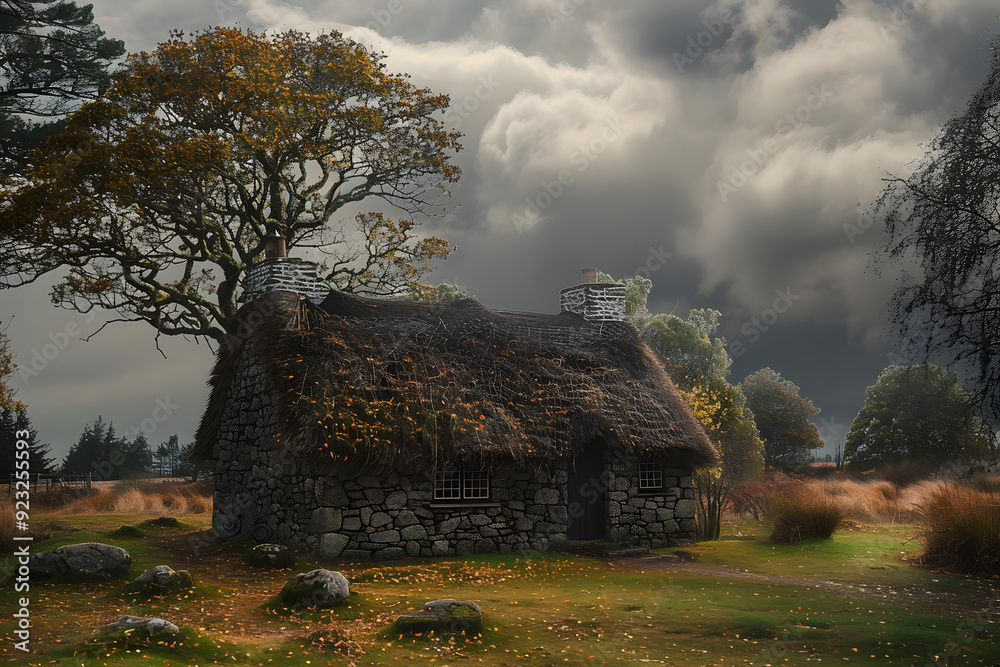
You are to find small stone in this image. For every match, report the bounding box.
[431,540,450,556]
[98,616,179,641]
[396,599,483,634]
[274,569,350,609]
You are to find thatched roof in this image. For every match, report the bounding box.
[194,289,717,473]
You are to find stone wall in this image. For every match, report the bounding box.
[212,349,696,559]
[605,451,696,547]
[559,283,627,322]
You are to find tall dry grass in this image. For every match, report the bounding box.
[914,484,1000,575]
[818,478,901,523]
[764,484,845,543]
[0,498,13,555]
[49,479,213,516]
[730,473,1000,527]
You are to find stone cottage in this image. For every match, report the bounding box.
[193,258,718,561]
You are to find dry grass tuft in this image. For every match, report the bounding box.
[914,484,1000,576]
[820,478,901,523]
[764,484,845,543]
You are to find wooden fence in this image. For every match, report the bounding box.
[8,473,92,497]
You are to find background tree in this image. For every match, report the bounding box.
[61,416,152,478]
[739,367,821,470]
[406,282,470,304]
[0,406,56,476]
[154,434,181,477]
[601,273,764,482]
[0,323,23,410]
[873,39,1000,427]
[844,364,994,470]
[0,27,461,343]
[0,0,124,175]
[61,416,114,475]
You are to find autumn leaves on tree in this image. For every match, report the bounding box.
[0,28,462,342]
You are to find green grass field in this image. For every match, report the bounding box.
[2,514,998,666]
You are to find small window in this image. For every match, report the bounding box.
[434,461,490,501]
[639,461,663,492]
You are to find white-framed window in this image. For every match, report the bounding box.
[434,461,490,501]
[638,461,663,492]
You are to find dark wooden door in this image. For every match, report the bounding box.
[566,439,607,540]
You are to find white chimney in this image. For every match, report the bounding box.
[241,240,329,304]
[559,269,627,322]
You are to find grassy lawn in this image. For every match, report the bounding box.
[2,514,998,666]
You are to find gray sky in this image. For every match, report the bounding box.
[3,0,998,462]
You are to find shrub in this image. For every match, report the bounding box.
[765,485,845,543]
[914,485,1000,576]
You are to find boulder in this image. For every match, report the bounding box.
[244,543,296,569]
[126,565,195,596]
[396,599,483,634]
[274,569,350,609]
[30,543,130,579]
[97,616,179,641]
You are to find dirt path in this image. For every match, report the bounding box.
[613,554,1000,619]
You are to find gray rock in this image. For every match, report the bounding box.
[132,565,176,587]
[99,616,179,640]
[431,540,450,556]
[276,569,350,608]
[396,599,483,633]
[29,543,130,579]
[370,512,392,528]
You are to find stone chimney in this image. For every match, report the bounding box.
[240,237,329,304]
[559,269,627,322]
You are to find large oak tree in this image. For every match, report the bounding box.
[0,28,461,343]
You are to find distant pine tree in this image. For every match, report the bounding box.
[61,416,115,476]
[0,406,56,477]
